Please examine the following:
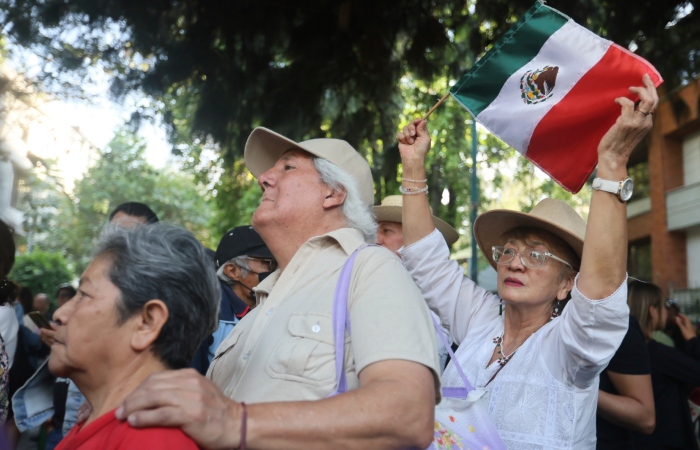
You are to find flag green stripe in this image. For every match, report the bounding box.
[450,2,568,117]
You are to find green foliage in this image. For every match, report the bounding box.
[10,249,74,299]
[23,127,215,273]
[2,0,667,262]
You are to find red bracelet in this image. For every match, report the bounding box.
[239,402,247,450]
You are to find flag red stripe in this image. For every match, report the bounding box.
[525,44,662,193]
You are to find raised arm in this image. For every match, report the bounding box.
[396,118,435,246]
[578,74,658,299]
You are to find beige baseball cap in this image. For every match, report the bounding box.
[244,127,375,206]
[373,195,459,247]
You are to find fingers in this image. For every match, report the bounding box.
[642,73,660,105]
[630,74,659,118]
[677,313,690,327]
[615,96,635,118]
[397,118,427,145]
[124,405,187,429]
[414,119,428,137]
[117,369,225,422]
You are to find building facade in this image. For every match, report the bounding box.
[627,76,700,313]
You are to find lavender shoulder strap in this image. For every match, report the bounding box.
[328,244,369,397]
[432,314,475,398]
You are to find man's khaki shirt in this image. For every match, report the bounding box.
[207,228,441,403]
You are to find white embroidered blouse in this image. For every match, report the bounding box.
[400,229,629,449]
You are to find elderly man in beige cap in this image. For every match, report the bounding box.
[116,129,441,449]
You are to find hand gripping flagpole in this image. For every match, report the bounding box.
[422,91,451,120]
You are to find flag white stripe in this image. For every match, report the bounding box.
[476,20,610,154]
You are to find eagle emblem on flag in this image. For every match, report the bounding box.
[520,66,559,104]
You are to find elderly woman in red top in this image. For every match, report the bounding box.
[51,223,219,450]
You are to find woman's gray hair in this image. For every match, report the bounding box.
[95,223,220,369]
[312,157,377,243]
[216,256,250,285]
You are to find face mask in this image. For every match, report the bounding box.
[257,271,273,283]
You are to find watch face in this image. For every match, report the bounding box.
[620,178,634,201]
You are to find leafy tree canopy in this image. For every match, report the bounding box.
[17,127,216,273]
[10,249,74,300]
[1,0,695,162]
[1,0,694,254]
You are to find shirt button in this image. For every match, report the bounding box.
[266,308,274,316]
[312,324,321,333]
[242,352,250,360]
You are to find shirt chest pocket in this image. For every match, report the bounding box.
[266,313,339,387]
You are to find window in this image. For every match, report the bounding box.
[628,238,652,282]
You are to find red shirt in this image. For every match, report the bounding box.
[56,408,199,450]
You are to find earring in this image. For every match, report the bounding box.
[552,300,562,318]
[499,298,503,316]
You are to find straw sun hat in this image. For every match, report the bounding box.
[474,198,587,270]
[373,195,459,247]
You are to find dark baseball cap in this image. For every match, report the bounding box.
[214,226,273,269]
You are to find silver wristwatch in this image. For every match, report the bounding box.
[592,177,634,202]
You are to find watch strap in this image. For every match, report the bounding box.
[592,178,620,195]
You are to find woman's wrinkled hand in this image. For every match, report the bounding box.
[397,118,431,165]
[597,74,659,171]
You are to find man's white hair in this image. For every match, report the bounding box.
[216,256,250,286]
[313,157,377,243]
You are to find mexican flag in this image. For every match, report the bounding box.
[450,1,663,193]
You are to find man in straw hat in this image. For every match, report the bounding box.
[374,195,458,254]
[394,74,658,448]
[116,129,441,449]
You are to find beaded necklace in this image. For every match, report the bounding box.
[492,333,521,367]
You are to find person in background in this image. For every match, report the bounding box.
[0,286,19,370]
[55,284,76,309]
[596,314,655,449]
[108,202,159,226]
[52,223,218,449]
[32,293,51,323]
[628,280,700,449]
[373,195,457,371]
[191,225,275,374]
[663,299,686,348]
[0,219,18,423]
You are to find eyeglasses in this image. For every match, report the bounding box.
[492,246,573,269]
[245,258,278,273]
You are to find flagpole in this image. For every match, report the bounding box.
[469,119,479,284]
[423,92,451,120]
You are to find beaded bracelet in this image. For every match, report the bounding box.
[402,177,428,183]
[399,185,429,195]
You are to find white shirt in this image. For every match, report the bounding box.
[400,229,629,449]
[0,305,19,368]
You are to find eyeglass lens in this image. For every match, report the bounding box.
[494,247,545,268]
